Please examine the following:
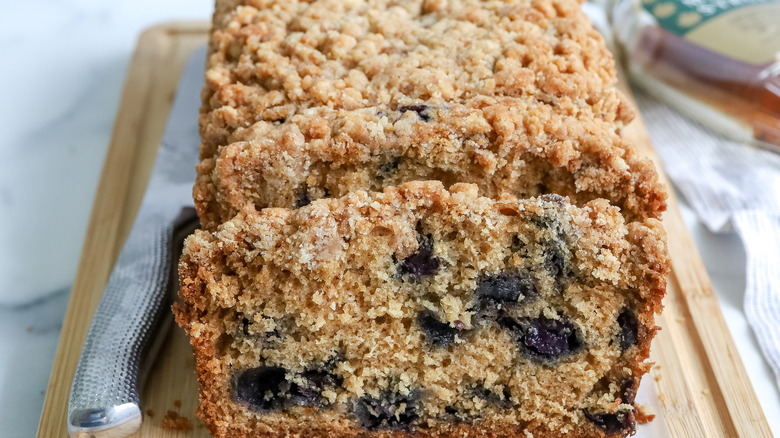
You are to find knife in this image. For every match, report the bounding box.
[67,46,207,438]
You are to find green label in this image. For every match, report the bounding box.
[641,0,777,35]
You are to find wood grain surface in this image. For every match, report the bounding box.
[37,21,772,438]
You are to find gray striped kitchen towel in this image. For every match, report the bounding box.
[634,89,780,388]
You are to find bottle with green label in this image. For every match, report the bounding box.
[609,0,780,150]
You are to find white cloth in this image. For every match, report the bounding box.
[634,90,780,388]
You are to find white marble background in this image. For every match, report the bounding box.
[0,1,212,437]
[0,1,777,437]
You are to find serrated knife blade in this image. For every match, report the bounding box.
[67,46,206,438]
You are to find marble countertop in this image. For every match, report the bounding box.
[0,1,777,437]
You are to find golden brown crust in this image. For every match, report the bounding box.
[200,0,633,158]
[194,97,665,230]
[175,182,669,438]
[194,0,666,232]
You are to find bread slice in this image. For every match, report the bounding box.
[174,181,669,438]
[194,0,665,231]
[194,97,664,230]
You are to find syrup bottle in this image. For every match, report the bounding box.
[609,0,780,151]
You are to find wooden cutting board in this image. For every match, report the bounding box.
[37,21,772,438]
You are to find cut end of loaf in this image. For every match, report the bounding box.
[175,182,669,438]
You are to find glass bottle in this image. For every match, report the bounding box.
[609,0,780,151]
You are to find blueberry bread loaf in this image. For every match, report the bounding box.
[195,0,665,230]
[174,182,669,438]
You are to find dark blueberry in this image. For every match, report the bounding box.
[233,366,290,411]
[290,368,342,406]
[295,189,312,208]
[473,386,512,408]
[617,308,638,350]
[544,245,570,293]
[290,385,319,405]
[353,391,420,429]
[543,246,566,279]
[234,361,343,410]
[417,311,458,346]
[619,378,636,404]
[498,316,522,332]
[523,317,580,358]
[475,299,503,323]
[500,316,581,360]
[475,271,537,305]
[583,409,635,434]
[399,236,440,278]
[306,369,341,388]
[398,104,431,122]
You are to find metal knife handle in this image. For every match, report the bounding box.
[68,207,198,438]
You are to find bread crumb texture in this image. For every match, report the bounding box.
[175,182,669,438]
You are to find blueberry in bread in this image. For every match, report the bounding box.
[174,182,669,438]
